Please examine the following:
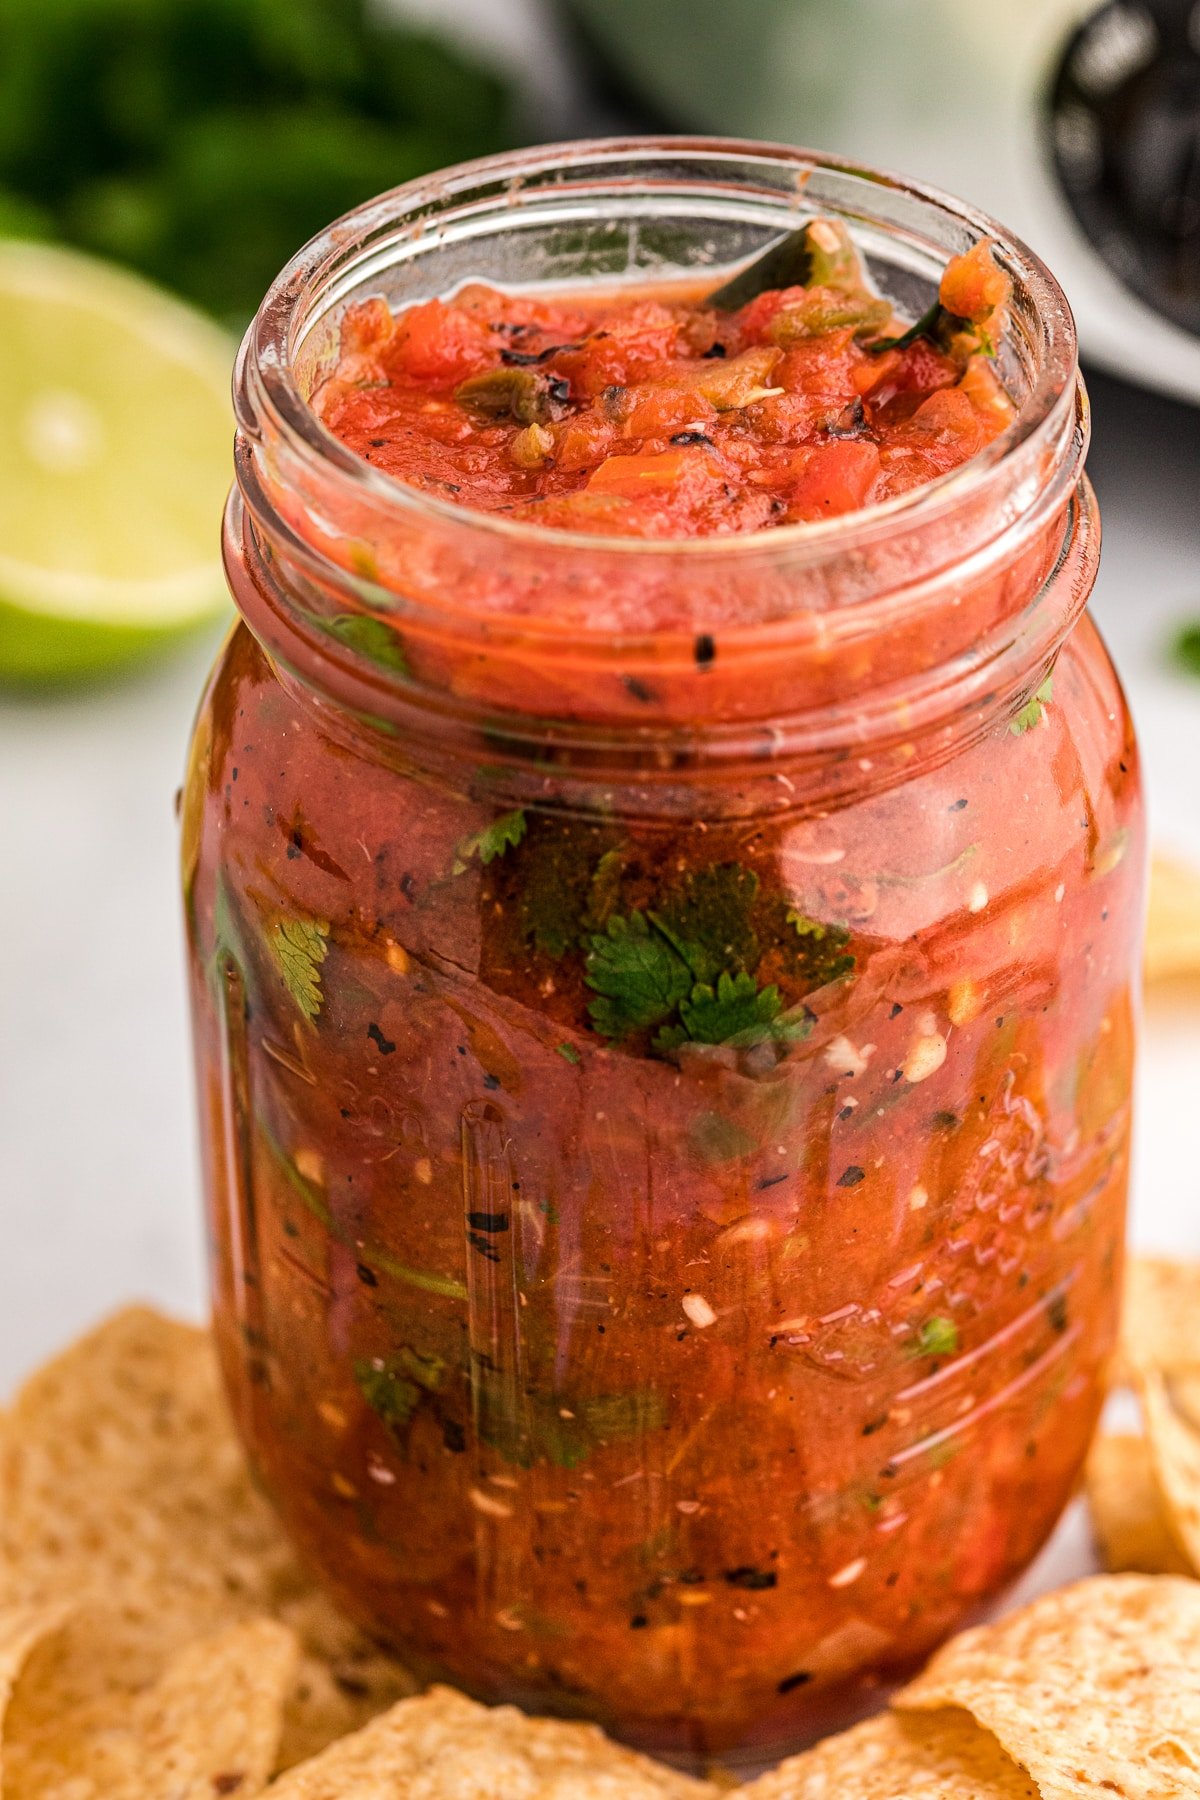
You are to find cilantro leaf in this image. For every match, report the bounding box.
[453,809,526,875]
[355,1347,448,1443]
[316,612,410,674]
[513,824,620,957]
[787,910,832,938]
[585,913,692,1040]
[651,863,759,984]
[395,1345,446,1392]
[913,1316,959,1359]
[480,1384,668,1470]
[785,909,856,989]
[658,981,815,1054]
[355,1359,420,1433]
[1010,674,1053,735]
[585,846,625,932]
[269,916,329,1021]
[672,970,782,1047]
[682,970,778,1044]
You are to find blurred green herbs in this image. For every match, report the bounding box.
[1174,621,1200,679]
[0,0,516,323]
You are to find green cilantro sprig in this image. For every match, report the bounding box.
[655,971,786,1052]
[269,915,329,1021]
[355,1346,446,1437]
[786,909,856,988]
[479,1384,668,1470]
[913,1316,959,1359]
[474,817,856,1058]
[587,911,810,1054]
[585,913,693,1040]
[357,1349,667,1471]
[315,612,409,675]
[677,971,783,1045]
[453,809,526,875]
[0,0,515,325]
[1011,675,1053,735]
[651,864,760,983]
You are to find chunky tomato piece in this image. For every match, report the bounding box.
[383,297,494,386]
[585,446,723,495]
[940,238,1011,327]
[786,440,883,520]
[614,384,719,440]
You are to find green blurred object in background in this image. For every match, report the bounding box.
[0,0,516,684]
[0,0,515,326]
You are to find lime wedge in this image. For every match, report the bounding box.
[0,242,234,684]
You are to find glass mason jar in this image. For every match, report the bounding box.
[182,140,1142,1770]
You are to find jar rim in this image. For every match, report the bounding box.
[240,134,1082,579]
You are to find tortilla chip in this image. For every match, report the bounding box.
[1146,853,1200,983]
[0,1308,288,1622]
[1119,1258,1200,1383]
[742,1709,1036,1798]
[0,1600,77,1778]
[0,1307,414,1765]
[1142,1373,1200,1570]
[272,1590,421,1773]
[264,1685,720,1798]
[894,1573,1200,1800]
[1086,1433,1192,1576]
[1170,1372,1200,1433]
[4,1615,295,1799]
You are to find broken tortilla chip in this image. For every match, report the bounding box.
[0,1601,77,1780]
[1142,1373,1200,1571]
[272,1589,419,1773]
[0,1307,290,1630]
[263,1685,720,1798]
[894,1573,1200,1800]
[1119,1258,1200,1384]
[741,1709,1036,1799]
[1085,1433,1191,1576]
[0,1307,413,1767]
[1145,853,1200,983]
[4,1615,295,1799]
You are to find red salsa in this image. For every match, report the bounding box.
[313,225,1014,538]
[188,197,1140,1770]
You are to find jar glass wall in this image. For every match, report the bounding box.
[182,140,1142,1771]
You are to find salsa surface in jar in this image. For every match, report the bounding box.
[187,144,1141,1772]
[313,222,1014,539]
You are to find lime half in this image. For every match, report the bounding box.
[0,242,234,684]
